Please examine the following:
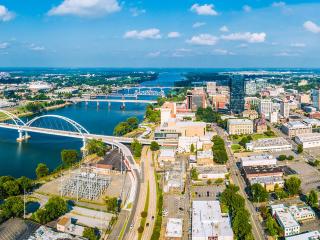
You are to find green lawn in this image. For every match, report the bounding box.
[231,144,242,151]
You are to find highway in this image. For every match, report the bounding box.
[215,125,265,240]
[124,146,157,240]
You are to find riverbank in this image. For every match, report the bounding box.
[0,101,72,122]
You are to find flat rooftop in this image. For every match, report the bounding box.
[192,200,233,239]
[249,137,291,147]
[295,133,320,142]
[284,121,310,129]
[228,118,253,125]
[165,218,183,238]
[243,166,283,175]
[240,154,276,161]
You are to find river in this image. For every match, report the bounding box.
[0,70,183,178]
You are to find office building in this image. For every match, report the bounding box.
[245,80,257,96]
[206,82,216,95]
[227,119,253,135]
[281,121,312,137]
[192,201,233,240]
[259,99,273,117]
[272,206,300,237]
[230,75,245,114]
[294,133,320,149]
[312,88,320,110]
[280,99,290,118]
[285,230,320,240]
[246,137,292,152]
[240,154,277,167]
[242,110,259,120]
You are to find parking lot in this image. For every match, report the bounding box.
[191,185,225,200]
[287,162,320,193]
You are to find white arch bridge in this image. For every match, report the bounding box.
[0,109,144,210]
[0,110,154,146]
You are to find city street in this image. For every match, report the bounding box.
[215,125,265,240]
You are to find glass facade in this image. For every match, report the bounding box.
[230,75,245,114]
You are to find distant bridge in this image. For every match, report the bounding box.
[70,98,157,104]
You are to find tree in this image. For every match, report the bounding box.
[131,139,142,158]
[150,141,160,151]
[36,163,49,179]
[86,139,108,157]
[307,190,319,208]
[3,180,20,196]
[83,227,100,240]
[278,155,287,161]
[16,176,34,193]
[127,117,139,131]
[34,196,68,224]
[251,184,268,202]
[0,196,24,219]
[287,155,294,161]
[113,122,130,136]
[266,214,281,236]
[297,144,303,154]
[190,168,198,180]
[190,143,195,153]
[61,149,79,166]
[285,176,301,196]
[105,197,119,213]
[232,208,252,239]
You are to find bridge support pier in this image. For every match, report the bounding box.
[17,130,30,142]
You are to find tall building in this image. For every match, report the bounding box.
[245,80,257,96]
[280,99,290,118]
[230,75,245,114]
[206,81,216,95]
[312,88,320,110]
[259,99,273,117]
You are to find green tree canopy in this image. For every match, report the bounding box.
[86,139,108,157]
[307,190,319,208]
[131,139,142,158]
[251,183,268,202]
[285,176,301,196]
[83,227,100,240]
[36,163,49,179]
[61,149,79,166]
[150,141,160,151]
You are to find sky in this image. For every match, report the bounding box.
[0,0,320,68]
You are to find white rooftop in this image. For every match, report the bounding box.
[284,121,310,129]
[192,201,233,239]
[295,133,320,142]
[285,230,320,240]
[228,118,253,125]
[165,218,183,238]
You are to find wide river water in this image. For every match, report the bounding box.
[0,70,182,178]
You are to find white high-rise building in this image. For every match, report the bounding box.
[245,80,257,96]
[280,100,290,118]
[206,82,216,95]
[259,99,273,117]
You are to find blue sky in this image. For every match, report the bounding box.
[0,0,320,68]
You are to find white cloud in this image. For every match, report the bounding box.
[238,43,248,48]
[213,49,235,55]
[272,1,286,7]
[187,34,218,46]
[130,7,146,17]
[0,5,15,22]
[290,43,306,48]
[147,51,161,57]
[219,26,229,32]
[124,28,161,40]
[48,0,121,17]
[192,22,206,28]
[167,32,181,38]
[29,44,45,51]
[221,32,266,43]
[190,4,218,16]
[303,21,320,34]
[243,5,252,13]
[0,42,9,49]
